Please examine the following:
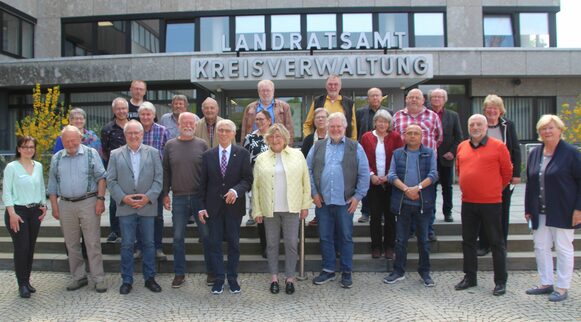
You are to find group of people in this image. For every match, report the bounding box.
[3,76,580,302]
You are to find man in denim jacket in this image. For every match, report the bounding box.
[383,124,438,287]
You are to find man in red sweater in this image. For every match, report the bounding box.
[454,114,512,296]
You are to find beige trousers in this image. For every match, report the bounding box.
[59,197,105,283]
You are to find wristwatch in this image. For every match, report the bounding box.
[418,184,423,191]
[96,196,106,201]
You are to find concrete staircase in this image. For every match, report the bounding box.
[1,221,580,274]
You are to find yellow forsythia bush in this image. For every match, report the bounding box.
[560,96,581,146]
[15,83,70,169]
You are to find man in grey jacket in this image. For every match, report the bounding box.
[107,120,163,295]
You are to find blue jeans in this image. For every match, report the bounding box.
[315,207,341,247]
[136,194,164,251]
[394,204,431,277]
[119,215,155,284]
[109,197,120,235]
[172,195,212,276]
[317,203,354,273]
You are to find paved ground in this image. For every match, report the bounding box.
[0,270,579,321]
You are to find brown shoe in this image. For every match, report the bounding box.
[172,275,185,288]
[371,248,381,259]
[384,248,394,260]
[206,273,216,286]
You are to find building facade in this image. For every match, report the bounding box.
[0,0,579,153]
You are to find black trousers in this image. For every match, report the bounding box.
[368,184,395,251]
[5,206,41,287]
[435,160,453,216]
[478,186,513,249]
[461,202,507,284]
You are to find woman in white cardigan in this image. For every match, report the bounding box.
[252,123,311,295]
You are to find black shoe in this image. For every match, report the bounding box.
[444,214,453,222]
[455,277,477,290]
[493,283,506,296]
[145,278,162,293]
[477,248,490,256]
[19,285,31,298]
[270,281,280,294]
[285,282,295,294]
[26,283,36,293]
[428,233,438,242]
[119,283,132,295]
[206,273,216,286]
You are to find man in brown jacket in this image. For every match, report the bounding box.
[240,80,294,145]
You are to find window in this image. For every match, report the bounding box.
[378,13,408,48]
[132,20,160,53]
[484,12,553,48]
[200,17,229,52]
[97,21,127,55]
[307,14,337,49]
[483,15,514,47]
[166,22,195,52]
[1,10,34,58]
[235,15,265,51]
[271,15,300,50]
[520,13,549,48]
[342,14,372,49]
[413,13,444,47]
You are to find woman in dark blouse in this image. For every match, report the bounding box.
[524,114,581,302]
[242,110,273,257]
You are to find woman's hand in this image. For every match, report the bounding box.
[299,209,308,220]
[255,216,263,224]
[9,213,23,233]
[572,210,581,226]
[39,206,47,221]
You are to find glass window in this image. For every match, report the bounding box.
[97,21,127,54]
[21,20,33,58]
[271,15,300,50]
[414,13,444,47]
[200,17,229,52]
[520,13,549,48]
[63,22,93,56]
[378,13,408,48]
[484,15,514,47]
[235,15,265,51]
[307,14,337,49]
[166,22,195,52]
[342,14,372,49]
[2,12,20,55]
[132,20,160,53]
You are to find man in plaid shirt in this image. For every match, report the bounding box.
[392,88,443,241]
[135,102,170,261]
[393,89,443,151]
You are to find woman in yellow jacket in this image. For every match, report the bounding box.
[252,123,312,295]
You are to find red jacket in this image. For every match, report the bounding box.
[456,136,512,203]
[360,130,404,177]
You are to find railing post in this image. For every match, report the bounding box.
[297,218,308,281]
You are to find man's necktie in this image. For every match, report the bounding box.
[220,149,227,177]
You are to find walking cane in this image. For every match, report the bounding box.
[297,218,308,281]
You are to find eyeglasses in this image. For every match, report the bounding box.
[20,145,35,150]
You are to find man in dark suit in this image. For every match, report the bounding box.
[429,89,463,223]
[198,119,253,295]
